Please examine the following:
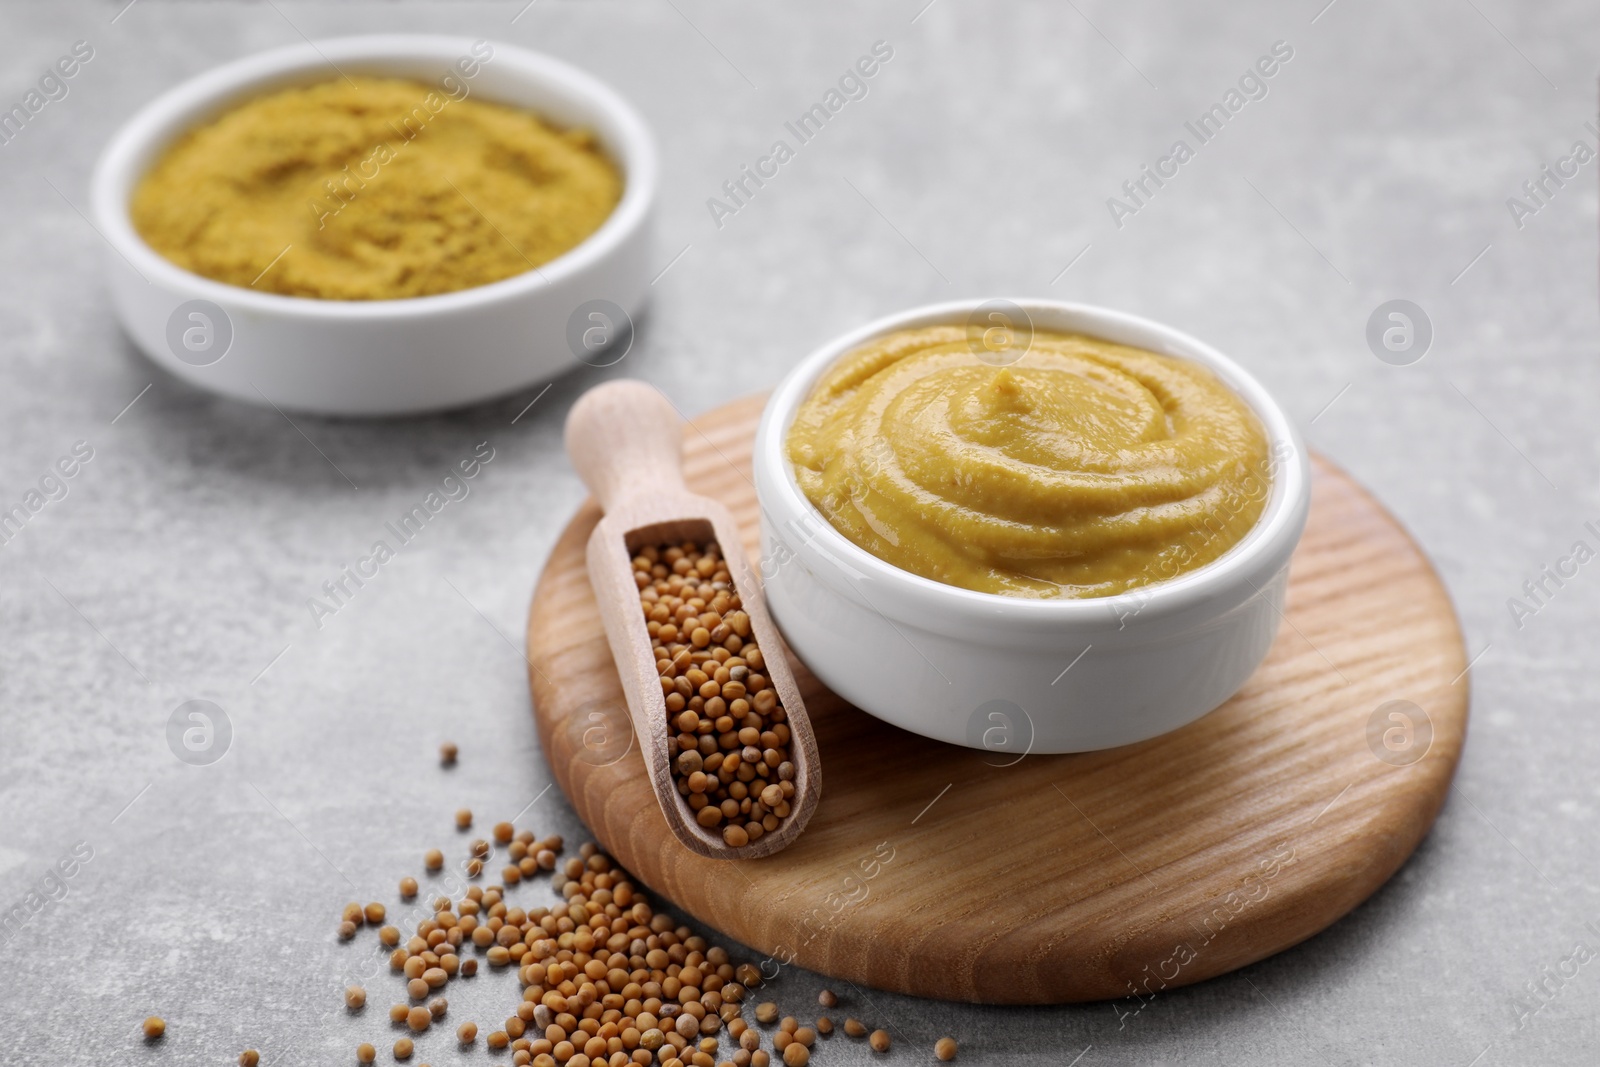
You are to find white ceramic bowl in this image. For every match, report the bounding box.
[91,35,656,416]
[753,300,1311,754]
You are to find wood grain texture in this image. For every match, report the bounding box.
[527,392,1469,1004]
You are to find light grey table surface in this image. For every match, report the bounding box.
[2,1,1597,1064]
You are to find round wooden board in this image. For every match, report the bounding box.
[526,393,1469,1004]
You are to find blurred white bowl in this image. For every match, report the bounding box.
[91,34,656,416]
[753,299,1312,754]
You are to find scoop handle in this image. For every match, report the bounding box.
[565,380,686,513]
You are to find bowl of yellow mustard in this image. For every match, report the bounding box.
[753,300,1311,753]
[91,35,655,415]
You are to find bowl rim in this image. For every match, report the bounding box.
[754,298,1312,625]
[89,33,657,319]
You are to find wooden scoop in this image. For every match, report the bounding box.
[564,379,820,860]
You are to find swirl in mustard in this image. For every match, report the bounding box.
[786,326,1272,598]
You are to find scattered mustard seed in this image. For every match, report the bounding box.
[344,985,366,1010]
[423,849,443,872]
[142,1016,165,1040]
[870,1029,891,1053]
[339,812,842,1067]
[936,1035,959,1061]
[239,1052,260,1067]
[398,876,418,899]
[817,990,837,1009]
[455,808,472,830]
[364,902,385,924]
[815,1018,832,1035]
[843,1019,867,1038]
[439,742,457,766]
[493,821,514,844]
[356,1042,376,1064]
[337,920,357,940]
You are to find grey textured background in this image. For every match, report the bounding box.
[1,1,1596,1064]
